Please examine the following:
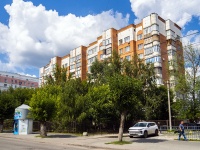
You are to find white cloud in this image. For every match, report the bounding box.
[0,0,129,71]
[0,60,17,72]
[130,0,200,27]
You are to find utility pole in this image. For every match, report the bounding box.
[167,80,172,131]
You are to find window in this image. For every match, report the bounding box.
[144,47,153,55]
[76,70,81,76]
[138,44,143,50]
[144,26,151,35]
[88,66,91,72]
[144,45,160,55]
[88,56,96,65]
[154,56,161,62]
[138,53,144,59]
[144,37,152,44]
[124,36,130,43]
[154,67,162,74]
[4,84,7,87]
[70,57,75,63]
[4,79,7,83]
[76,62,81,68]
[88,47,98,56]
[125,46,130,52]
[76,55,81,61]
[119,39,123,45]
[106,48,112,55]
[125,55,131,61]
[64,63,68,67]
[119,49,123,54]
[168,49,176,56]
[100,54,103,60]
[137,34,142,40]
[153,45,160,52]
[145,56,161,64]
[105,38,111,45]
[151,24,159,31]
[70,64,75,69]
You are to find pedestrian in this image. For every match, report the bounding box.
[178,121,188,141]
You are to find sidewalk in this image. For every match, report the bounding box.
[0,132,178,150]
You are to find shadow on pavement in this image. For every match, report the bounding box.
[47,134,77,138]
[131,138,167,143]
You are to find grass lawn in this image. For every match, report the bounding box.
[105,141,132,145]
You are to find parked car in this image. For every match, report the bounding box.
[128,122,159,138]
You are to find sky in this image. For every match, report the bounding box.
[0,0,200,78]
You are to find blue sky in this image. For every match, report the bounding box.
[0,0,200,77]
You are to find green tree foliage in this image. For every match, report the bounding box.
[84,85,115,130]
[45,64,68,85]
[173,45,200,121]
[55,78,89,131]
[29,85,61,136]
[108,74,142,141]
[0,89,18,132]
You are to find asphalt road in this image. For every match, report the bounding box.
[0,137,87,150]
[124,135,200,150]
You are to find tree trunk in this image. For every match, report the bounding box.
[0,120,4,133]
[40,121,47,137]
[118,111,127,141]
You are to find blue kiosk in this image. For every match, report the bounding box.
[13,104,33,135]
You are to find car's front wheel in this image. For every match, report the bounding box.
[144,131,148,138]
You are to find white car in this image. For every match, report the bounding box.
[128,122,159,138]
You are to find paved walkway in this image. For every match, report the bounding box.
[0,132,199,150]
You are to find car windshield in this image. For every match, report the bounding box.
[133,123,147,127]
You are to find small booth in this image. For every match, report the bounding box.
[13,104,33,135]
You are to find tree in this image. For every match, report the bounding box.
[108,74,142,141]
[55,78,89,131]
[173,45,200,121]
[45,64,68,85]
[0,89,18,132]
[83,84,115,130]
[29,85,61,136]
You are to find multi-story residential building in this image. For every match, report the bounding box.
[39,56,62,86]
[69,46,87,80]
[39,13,183,87]
[0,71,39,91]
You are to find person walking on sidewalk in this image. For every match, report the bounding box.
[178,121,187,141]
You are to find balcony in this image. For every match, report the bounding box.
[143,33,151,39]
[166,35,175,40]
[167,45,176,50]
[100,45,106,51]
[151,30,159,35]
[154,62,162,67]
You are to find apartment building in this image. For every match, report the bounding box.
[69,46,87,80]
[117,13,182,86]
[39,13,183,87]
[39,56,62,86]
[0,71,38,91]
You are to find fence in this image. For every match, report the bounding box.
[160,125,200,140]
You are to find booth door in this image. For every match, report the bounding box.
[13,120,19,135]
